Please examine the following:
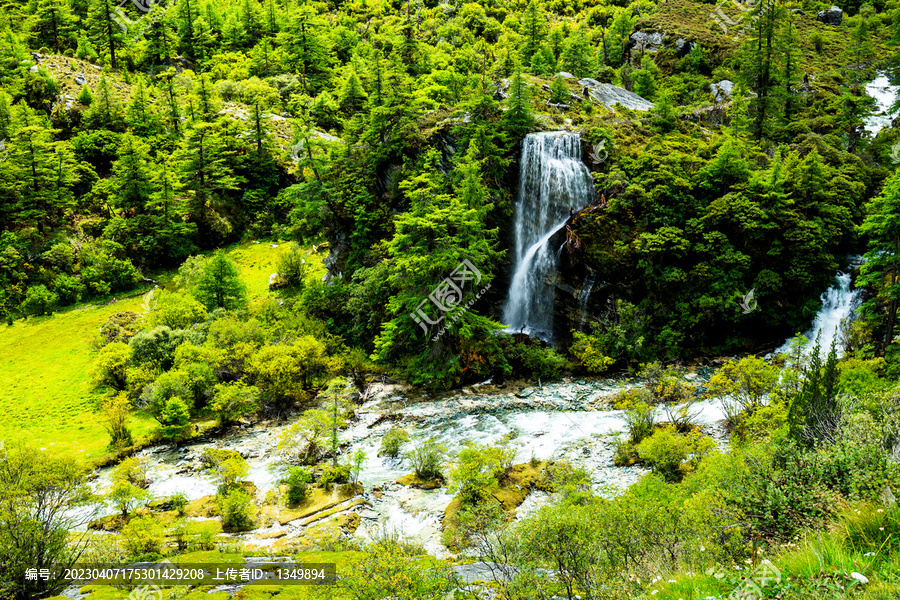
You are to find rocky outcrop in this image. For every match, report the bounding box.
[630,31,664,52]
[578,78,654,111]
[817,5,842,25]
[709,80,734,103]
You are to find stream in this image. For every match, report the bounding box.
[79,377,728,558]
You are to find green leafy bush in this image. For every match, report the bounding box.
[284,466,311,505]
[121,516,164,558]
[405,438,446,480]
[219,489,254,531]
[636,426,716,482]
[379,427,409,458]
[20,285,57,316]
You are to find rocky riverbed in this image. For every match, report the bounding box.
[77,375,729,558]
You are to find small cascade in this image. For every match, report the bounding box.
[502,132,594,341]
[775,267,863,358]
[864,73,900,137]
[575,272,596,331]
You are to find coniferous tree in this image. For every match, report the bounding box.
[859,169,900,348]
[339,71,367,116]
[503,71,533,137]
[194,251,247,309]
[519,0,546,65]
[110,134,153,213]
[28,0,77,53]
[84,74,125,130]
[86,0,122,70]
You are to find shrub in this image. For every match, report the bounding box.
[450,442,514,503]
[405,438,446,480]
[273,244,309,289]
[170,493,188,516]
[97,311,142,346]
[623,400,655,443]
[121,516,164,558]
[379,427,409,458]
[515,342,567,379]
[210,382,260,426]
[20,285,57,315]
[570,331,614,373]
[219,489,254,531]
[636,426,716,482]
[216,456,250,492]
[102,393,133,449]
[284,466,311,505]
[158,396,191,439]
[93,342,131,390]
[76,84,93,105]
[145,291,208,329]
[319,463,350,490]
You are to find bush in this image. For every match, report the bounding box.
[158,396,191,439]
[623,400,655,443]
[219,489,254,531]
[121,516,164,558]
[145,292,208,329]
[102,393,133,449]
[170,492,188,515]
[449,442,514,503]
[319,463,350,490]
[405,438,446,480]
[379,427,409,458]
[76,84,93,105]
[570,331,614,373]
[636,426,716,482]
[273,244,309,289]
[515,342,567,379]
[216,456,250,492]
[93,342,131,390]
[20,285,57,316]
[210,382,260,426]
[284,466,311,505]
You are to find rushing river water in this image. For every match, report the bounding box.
[78,377,728,557]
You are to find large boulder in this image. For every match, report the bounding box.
[578,78,654,111]
[817,5,842,25]
[709,80,734,103]
[630,31,664,52]
[675,38,694,58]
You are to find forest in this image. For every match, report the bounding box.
[2,0,900,597]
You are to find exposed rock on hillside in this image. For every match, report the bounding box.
[578,79,654,111]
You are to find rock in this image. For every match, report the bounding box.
[816,5,842,25]
[675,37,694,58]
[850,572,869,584]
[792,8,806,14]
[578,79,654,111]
[556,71,575,79]
[709,80,734,103]
[74,74,86,86]
[630,31,664,52]
[29,65,38,73]
[31,52,42,62]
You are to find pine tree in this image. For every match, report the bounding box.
[560,30,595,78]
[777,11,800,125]
[741,0,782,141]
[859,169,900,348]
[194,252,247,310]
[194,73,218,121]
[549,76,568,104]
[84,75,124,130]
[86,0,122,70]
[520,0,546,64]
[174,121,243,224]
[29,0,77,54]
[502,71,533,137]
[110,134,153,212]
[339,71,367,115]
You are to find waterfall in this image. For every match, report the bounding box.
[502,132,594,341]
[576,272,596,332]
[775,266,863,358]
[864,73,900,137]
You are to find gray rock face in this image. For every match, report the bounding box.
[630,31,664,52]
[709,80,734,103]
[74,74,86,86]
[676,37,694,58]
[817,5,842,25]
[578,78,654,111]
[556,71,575,79]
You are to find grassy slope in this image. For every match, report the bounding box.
[0,241,325,465]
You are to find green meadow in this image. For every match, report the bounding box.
[0,241,320,465]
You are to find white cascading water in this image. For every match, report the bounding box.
[864,73,900,136]
[775,268,862,357]
[502,132,594,341]
[575,272,596,332]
